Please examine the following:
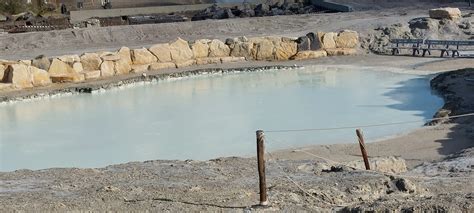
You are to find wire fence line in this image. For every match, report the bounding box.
[264,112,474,133]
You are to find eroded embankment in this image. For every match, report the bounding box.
[0,69,473,212]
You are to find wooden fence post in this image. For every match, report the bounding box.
[256,130,268,206]
[356,129,371,170]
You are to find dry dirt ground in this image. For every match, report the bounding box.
[1,1,474,212]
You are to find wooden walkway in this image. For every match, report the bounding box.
[390,39,474,57]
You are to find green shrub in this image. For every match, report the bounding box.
[0,0,27,15]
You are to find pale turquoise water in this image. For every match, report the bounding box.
[0,66,443,171]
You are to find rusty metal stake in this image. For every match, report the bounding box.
[356,129,371,170]
[256,130,268,206]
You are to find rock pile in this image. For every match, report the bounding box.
[362,7,472,54]
[0,30,359,90]
[192,1,325,21]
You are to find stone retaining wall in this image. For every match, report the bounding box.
[0,30,359,90]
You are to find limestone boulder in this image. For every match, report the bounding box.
[84,71,101,80]
[48,59,82,83]
[114,59,131,75]
[274,38,297,60]
[220,56,246,63]
[101,54,121,62]
[132,48,157,65]
[29,66,52,87]
[325,48,358,56]
[100,61,115,77]
[291,50,328,60]
[0,83,12,90]
[131,64,150,73]
[149,43,172,62]
[191,39,211,58]
[429,7,462,20]
[319,32,337,49]
[73,62,84,73]
[169,38,194,62]
[209,39,230,57]
[335,30,359,48]
[6,64,33,88]
[19,60,32,66]
[175,59,196,68]
[0,64,6,82]
[58,55,80,65]
[149,62,176,70]
[80,53,102,71]
[230,41,254,59]
[196,57,221,65]
[118,47,132,65]
[253,38,275,61]
[32,55,51,71]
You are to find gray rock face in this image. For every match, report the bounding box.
[32,55,51,71]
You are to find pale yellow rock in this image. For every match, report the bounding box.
[48,59,81,83]
[19,60,32,66]
[118,47,132,65]
[80,53,102,71]
[73,62,84,73]
[429,7,462,20]
[196,57,221,65]
[209,39,230,57]
[100,61,115,77]
[97,51,115,58]
[132,48,157,65]
[274,39,297,60]
[220,56,246,63]
[291,50,328,60]
[175,59,195,68]
[131,64,150,73]
[325,48,358,56]
[149,43,172,62]
[191,40,210,58]
[29,66,52,87]
[58,55,80,65]
[114,59,131,75]
[84,71,101,80]
[149,62,176,70]
[230,41,254,59]
[101,54,121,61]
[0,64,6,82]
[320,32,337,49]
[335,30,359,49]
[169,38,194,62]
[6,64,33,88]
[0,83,12,90]
[254,38,275,61]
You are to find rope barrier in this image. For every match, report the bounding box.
[265,112,474,133]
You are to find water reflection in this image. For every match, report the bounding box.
[0,66,443,171]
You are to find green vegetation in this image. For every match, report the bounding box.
[0,0,26,15]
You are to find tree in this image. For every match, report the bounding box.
[0,0,27,15]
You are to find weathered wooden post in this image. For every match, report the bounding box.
[356,129,371,170]
[256,130,268,206]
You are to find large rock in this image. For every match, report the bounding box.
[274,38,297,60]
[230,41,254,59]
[114,59,131,75]
[0,64,6,82]
[6,64,33,88]
[296,36,311,51]
[58,55,80,65]
[84,71,101,80]
[429,7,462,20]
[72,62,84,73]
[149,43,172,62]
[132,48,157,65]
[175,59,196,68]
[253,38,275,61]
[319,32,337,49]
[48,59,82,83]
[32,55,51,71]
[220,56,246,63]
[118,47,132,65]
[335,30,359,48]
[191,39,211,58]
[149,62,176,70]
[80,53,102,71]
[291,50,327,60]
[131,64,150,73]
[169,38,194,62]
[209,39,230,57]
[29,66,52,87]
[100,61,115,77]
[19,60,32,66]
[196,57,221,65]
[325,48,358,56]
